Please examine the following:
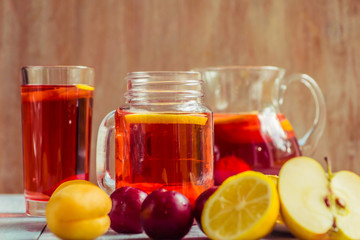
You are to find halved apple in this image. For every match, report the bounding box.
[278,157,360,240]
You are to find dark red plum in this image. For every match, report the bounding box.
[194,186,218,231]
[109,186,148,233]
[140,189,193,239]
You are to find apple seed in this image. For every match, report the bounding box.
[324,196,330,208]
[335,197,346,209]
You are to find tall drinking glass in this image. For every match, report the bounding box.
[21,66,94,216]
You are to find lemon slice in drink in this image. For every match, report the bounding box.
[125,114,208,125]
[213,112,258,124]
[75,84,94,91]
[202,171,279,240]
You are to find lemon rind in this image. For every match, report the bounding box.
[125,113,208,125]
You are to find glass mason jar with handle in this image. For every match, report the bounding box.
[96,71,213,205]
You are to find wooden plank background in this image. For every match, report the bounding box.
[1,0,359,193]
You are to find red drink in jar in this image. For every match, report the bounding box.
[114,111,213,205]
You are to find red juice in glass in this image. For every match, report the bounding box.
[21,85,93,203]
[213,112,301,185]
[114,110,213,205]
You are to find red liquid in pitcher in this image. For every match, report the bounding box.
[214,112,301,185]
[115,110,213,205]
[21,85,93,201]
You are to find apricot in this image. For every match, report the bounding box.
[46,181,111,240]
[51,179,95,197]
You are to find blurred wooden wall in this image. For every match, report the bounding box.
[1,0,359,193]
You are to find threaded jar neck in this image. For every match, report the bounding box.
[124,71,204,104]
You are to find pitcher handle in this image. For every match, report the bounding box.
[278,74,326,156]
[96,110,116,194]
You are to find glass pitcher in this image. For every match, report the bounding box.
[196,66,326,185]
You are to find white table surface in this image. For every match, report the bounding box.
[0,194,295,240]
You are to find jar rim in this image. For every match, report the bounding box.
[124,71,204,103]
[126,71,201,80]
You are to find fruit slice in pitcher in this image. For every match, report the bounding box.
[214,113,264,143]
[214,155,250,185]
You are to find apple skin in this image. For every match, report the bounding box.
[278,157,360,240]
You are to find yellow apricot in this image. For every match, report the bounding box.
[46,215,110,240]
[51,180,95,197]
[46,183,111,240]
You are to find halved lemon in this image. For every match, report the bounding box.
[202,171,279,240]
[266,175,285,226]
[125,113,208,125]
[267,174,279,185]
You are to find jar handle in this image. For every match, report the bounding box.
[96,110,116,194]
[278,74,326,156]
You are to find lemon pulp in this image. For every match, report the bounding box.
[202,171,279,240]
